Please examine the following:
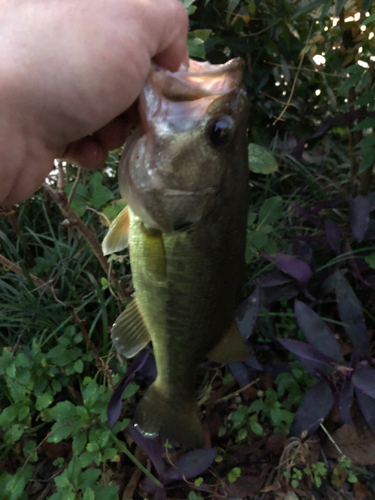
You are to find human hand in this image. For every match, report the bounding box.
[0,0,188,205]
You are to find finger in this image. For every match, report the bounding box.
[93,105,140,151]
[62,136,107,170]
[147,0,189,71]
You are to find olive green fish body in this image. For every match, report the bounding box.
[103,57,249,447]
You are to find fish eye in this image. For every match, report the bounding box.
[207,116,234,147]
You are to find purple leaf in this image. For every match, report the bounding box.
[350,196,371,242]
[138,353,157,384]
[356,389,375,432]
[107,350,150,428]
[236,287,259,340]
[290,380,334,437]
[367,192,375,211]
[278,338,339,366]
[229,362,249,387]
[142,477,166,498]
[294,300,343,361]
[298,358,329,379]
[163,448,217,483]
[262,252,312,285]
[256,271,294,288]
[352,367,375,399]
[325,218,343,255]
[128,422,166,477]
[246,355,263,371]
[334,271,370,357]
[338,376,354,426]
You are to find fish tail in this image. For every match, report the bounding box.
[134,381,204,448]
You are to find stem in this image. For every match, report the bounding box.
[111,433,162,487]
[68,304,114,391]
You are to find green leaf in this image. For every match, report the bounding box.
[35,393,54,411]
[249,232,269,249]
[250,420,263,436]
[49,401,77,422]
[351,117,375,131]
[362,12,375,25]
[73,429,88,455]
[90,172,114,209]
[228,467,241,483]
[359,147,375,173]
[237,428,248,441]
[191,29,211,41]
[65,182,90,217]
[80,468,101,488]
[80,450,102,468]
[5,424,24,445]
[122,381,139,399]
[74,359,84,373]
[187,34,205,59]
[248,144,278,174]
[82,380,99,409]
[365,254,375,269]
[23,440,38,462]
[48,424,75,443]
[0,404,23,426]
[55,472,71,489]
[194,477,204,487]
[180,0,195,7]
[258,196,283,226]
[83,488,95,500]
[291,0,325,19]
[4,465,33,500]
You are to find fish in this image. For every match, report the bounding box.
[102,57,249,448]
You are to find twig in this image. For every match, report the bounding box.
[43,182,129,301]
[0,253,52,290]
[111,433,162,488]
[273,21,314,125]
[214,378,260,404]
[122,446,145,499]
[68,305,114,391]
[21,423,76,473]
[67,166,82,205]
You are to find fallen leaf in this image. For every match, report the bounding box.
[353,481,372,500]
[331,465,347,489]
[324,424,375,465]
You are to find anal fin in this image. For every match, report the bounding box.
[111,297,151,357]
[102,205,130,256]
[207,320,249,364]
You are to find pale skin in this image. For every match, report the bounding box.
[0,0,188,206]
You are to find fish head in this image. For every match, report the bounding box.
[119,58,248,233]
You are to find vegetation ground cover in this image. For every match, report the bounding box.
[1,0,375,498]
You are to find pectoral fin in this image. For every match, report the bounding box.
[207,320,249,364]
[111,297,151,357]
[102,205,130,256]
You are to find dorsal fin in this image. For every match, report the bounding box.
[111,297,151,357]
[102,205,130,256]
[207,320,249,364]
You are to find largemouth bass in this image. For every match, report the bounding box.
[103,58,249,447]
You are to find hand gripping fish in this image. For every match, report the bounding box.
[103,58,249,448]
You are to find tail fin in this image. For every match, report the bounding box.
[134,382,204,448]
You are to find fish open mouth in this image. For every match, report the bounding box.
[118,58,246,232]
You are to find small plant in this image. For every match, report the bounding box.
[284,467,303,489]
[227,467,242,483]
[278,271,375,437]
